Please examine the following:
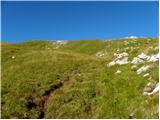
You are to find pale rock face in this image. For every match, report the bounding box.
[138,53,150,60]
[115,57,129,65]
[143,92,150,95]
[108,52,129,66]
[108,57,129,66]
[143,83,159,95]
[108,61,116,67]
[114,52,128,59]
[96,52,103,57]
[131,52,159,64]
[96,51,107,57]
[143,73,150,78]
[56,40,67,45]
[115,70,122,74]
[136,65,150,74]
[147,82,152,86]
[143,87,152,93]
[131,57,144,64]
[149,53,159,62]
[52,40,68,48]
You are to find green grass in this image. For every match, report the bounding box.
[1,38,159,118]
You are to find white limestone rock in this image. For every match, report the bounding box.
[96,51,107,57]
[115,57,129,65]
[148,53,159,62]
[114,52,128,59]
[115,70,122,74]
[143,73,150,78]
[51,40,68,48]
[143,83,159,95]
[108,52,129,67]
[108,61,116,67]
[147,82,152,87]
[108,57,129,67]
[138,53,150,60]
[131,52,159,65]
[131,57,144,64]
[136,65,150,74]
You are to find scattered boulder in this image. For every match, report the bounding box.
[131,57,144,64]
[114,52,128,59]
[108,61,116,66]
[143,83,159,95]
[108,57,129,66]
[136,65,150,74]
[143,73,150,78]
[108,52,129,66]
[115,57,129,65]
[143,87,153,94]
[51,40,67,48]
[131,52,159,65]
[56,40,67,45]
[143,81,155,95]
[147,82,152,87]
[115,70,122,74]
[96,51,108,57]
[149,53,159,62]
[138,53,150,60]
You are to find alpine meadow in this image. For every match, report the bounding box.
[1,37,159,118]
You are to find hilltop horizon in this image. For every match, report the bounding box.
[2,35,159,43]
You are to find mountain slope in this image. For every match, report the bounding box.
[1,37,159,118]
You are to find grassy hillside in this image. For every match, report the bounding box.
[1,37,159,119]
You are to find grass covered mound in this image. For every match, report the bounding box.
[1,37,159,118]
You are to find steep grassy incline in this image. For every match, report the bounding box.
[1,38,159,118]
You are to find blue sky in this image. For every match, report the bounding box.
[2,1,159,43]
